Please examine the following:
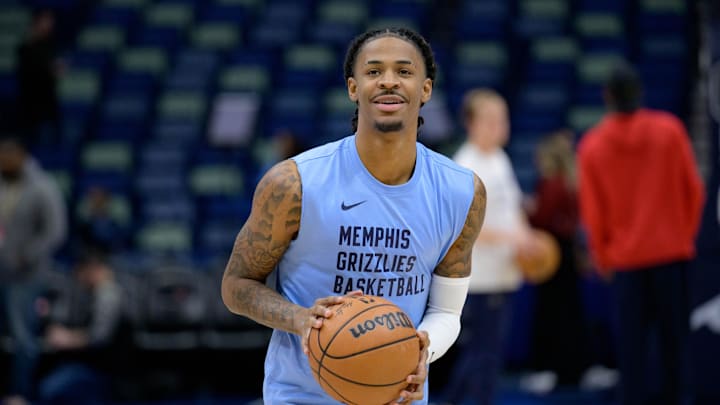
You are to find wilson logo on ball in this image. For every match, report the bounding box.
[349,311,413,338]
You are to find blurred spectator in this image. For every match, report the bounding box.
[35,252,130,405]
[577,62,705,405]
[442,89,539,405]
[76,186,127,256]
[270,128,306,162]
[15,9,64,147]
[0,135,67,404]
[521,129,589,392]
[256,128,307,184]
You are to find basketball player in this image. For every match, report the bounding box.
[221,28,486,404]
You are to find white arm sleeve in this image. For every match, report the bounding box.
[417,274,470,363]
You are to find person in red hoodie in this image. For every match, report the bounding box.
[577,62,705,405]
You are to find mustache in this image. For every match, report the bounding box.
[372,91,407,103]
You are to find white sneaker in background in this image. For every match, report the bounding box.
[580,364,619,391]
[518,370,558,395]
[2,396,29,405]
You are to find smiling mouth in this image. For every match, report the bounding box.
[372,94,406,105]
[372,95,406,114]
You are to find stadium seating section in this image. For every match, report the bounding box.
[0,0,696,399]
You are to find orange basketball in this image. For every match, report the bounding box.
[307,295,420,405]
[515,229,561,284]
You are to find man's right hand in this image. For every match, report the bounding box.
[301,290,363,355]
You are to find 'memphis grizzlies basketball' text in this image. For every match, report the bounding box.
[333,225,425,297]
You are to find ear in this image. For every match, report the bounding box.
[347,77,358,102]
[421,78,432,104]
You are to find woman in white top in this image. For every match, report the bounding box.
[442,89,537,405]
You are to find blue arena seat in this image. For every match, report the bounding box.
[132,265,208,350]
[90,4,140,27]
[454,0,508,41]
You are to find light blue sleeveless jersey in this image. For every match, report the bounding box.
[263,135,475,405]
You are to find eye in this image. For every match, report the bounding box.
[399,68,412,76]
[366,69,380,76]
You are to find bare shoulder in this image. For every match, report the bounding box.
[252,159,302,224]
[434,174,487,278]
[225,159,302,281]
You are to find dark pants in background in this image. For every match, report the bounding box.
[0,281,44,399]
[530,237,588,385]
[441,292,513,405]
[38,363,110,405]
[612,260,691,405]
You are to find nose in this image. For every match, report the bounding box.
[378,71,400,89]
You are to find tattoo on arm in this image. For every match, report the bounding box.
[221,160,305,333]
[435,175,487,278]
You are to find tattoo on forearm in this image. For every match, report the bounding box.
[223,160,303,330]
[234,282,299,330]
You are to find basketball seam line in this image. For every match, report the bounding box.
[314,354,411,387]
[322,334,418,360]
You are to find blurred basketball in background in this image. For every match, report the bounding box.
[515,229,561,284]
[307,295,419,405]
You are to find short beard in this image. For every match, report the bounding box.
[374,120,403,133]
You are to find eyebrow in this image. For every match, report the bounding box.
[365,59,414,66]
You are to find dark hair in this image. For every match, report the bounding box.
[74,249,108,271]
[605,61,642,113]
[0,133,28,151]
[31,7,55,24]
[343,27,436,133]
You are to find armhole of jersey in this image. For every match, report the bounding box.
[291,158,305,242]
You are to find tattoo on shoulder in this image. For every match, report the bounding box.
[226,160,302,281]
[435,175,487,278]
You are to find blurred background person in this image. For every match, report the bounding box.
[15,8,64,148]
[441,88,538,405]
[254,128,307,186]
[0,134,67,405]
[36,252,130,405]
[577,62,706,405]
[520,129,591,393]
[75,186,127,257]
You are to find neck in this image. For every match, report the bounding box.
[355,128,417,185]
[470,136,497,154]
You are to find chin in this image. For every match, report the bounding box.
[373,120,404,133]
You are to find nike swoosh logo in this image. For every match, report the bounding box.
[341,200,366,211]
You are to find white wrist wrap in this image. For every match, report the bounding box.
[417,274,470,363]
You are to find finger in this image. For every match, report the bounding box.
[404,365,427,388]
[405,368,427,386]
[416,331,430,357]
[302,331,310,355]
[417,330,429,346]
[302,314,317,355]
[312,297,345,315]
[396,385,423,403]
[310,304,333,320]
[417,342,429,366]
